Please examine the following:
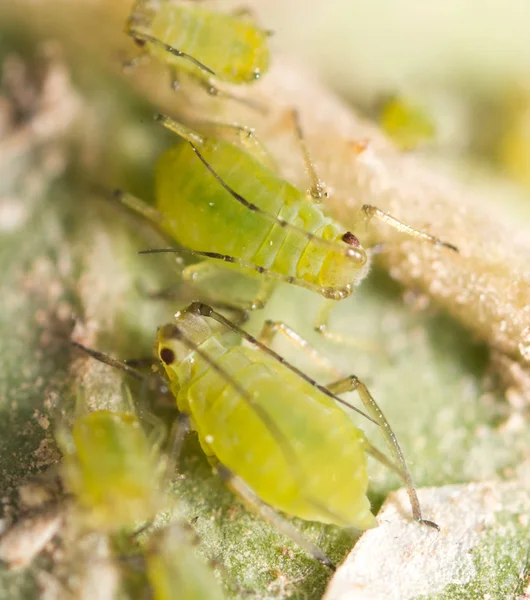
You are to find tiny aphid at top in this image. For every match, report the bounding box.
[126,1,270,86]
[117,113,458,335]
[56,385,167,533]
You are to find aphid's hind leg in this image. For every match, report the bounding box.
[325,376,439,531]
[215,463,336,571]
[314,298,386,354]
[355,205,459,253]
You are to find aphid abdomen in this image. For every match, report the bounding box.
[67,411,158,528]
[156,141,286,264]
[149,5,269,84]
[188,348,375,528]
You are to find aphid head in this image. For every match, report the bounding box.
[318,232,370,294]
[157,310,213,371]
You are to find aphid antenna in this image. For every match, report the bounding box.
[71,342,165,394]
[127,30,216,77]
[187,302,378,425]
[138,247,352,300]
[154,114,205,147]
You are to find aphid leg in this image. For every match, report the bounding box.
[325,376,439,530]
[355,205,459,253]
[258,319,343,379]
[314,298,386,354]
[215,464,336,571]
[110,188,166,229]
[182,261,274,312]
[126,30,216,77]
[182,261,226,285]
[122,51,150,72]
[185,302,376,424]
[161,413,190,484]
[287,109,328,202]
[247,279,276,310]
[230,7,257,20]
[360,438,407,481]
[168,66,181,92]
[181,74,268,113]
[195,120,276,169]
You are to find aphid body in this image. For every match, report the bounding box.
[146,524,225,600]
[128,2,270,85]
[157,305,376,529]
[379,96,436,150]
[59,408,165,532]
[152,118,369,300]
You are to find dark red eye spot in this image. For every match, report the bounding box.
[160,347,175,365]
[133,37,146,48]
[342,231,360,247]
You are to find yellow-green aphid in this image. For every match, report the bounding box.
[146,524,225,600]
[127,1,270,85]
[156,302,437,537]
[379,95,436,150]
[57,389,167,532]
[120,114,457,333]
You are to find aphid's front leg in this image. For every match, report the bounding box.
[182,261,274,311]
[214,463,336,570]
[314,298,386,353]
[258,318,343,379]
[325,375,439,531]
[191,74,268,113]
[355,205,459,253]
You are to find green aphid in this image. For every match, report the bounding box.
[57,389,168,533]
[118,113,457,338]
[126,1,270,96]
[145,524,225,600]
[379,95,436,150]
[73,303,438,569]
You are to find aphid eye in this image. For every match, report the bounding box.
[342,231,360,247]
[133,37,146,48]
[160,347,175,365]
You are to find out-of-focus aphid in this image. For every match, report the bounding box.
[379,95,436,150]
[125,1,270,106]
[145,523,225,600]
[499,84,530,190]
[55,387,168,533]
